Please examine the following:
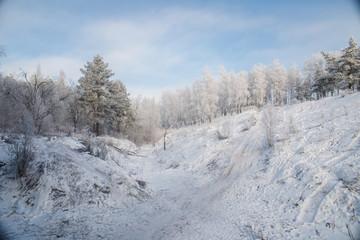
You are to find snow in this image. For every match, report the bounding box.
[1,93,360,239]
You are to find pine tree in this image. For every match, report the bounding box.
[322,37,360,91]
[105,80,133,133]
[79,55,114,136]
[338,37,360,90]
[79,55,132,136]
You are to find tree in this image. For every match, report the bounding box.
[79,55,133,136]
[52,71,73,133]
[105,80,134,133]
[195,68,218,122]
[322,37,360,91]
[249,64,267,108]
[234,71,249,113]
[267,59,287,105]
[132,96,160,144]
[68,86,84,133]
[287,64,302,103]
[3,67,61,135]
[160,90,179,129]
[336,37,360,90]
[218,66,230,116]
[79,55,114,136]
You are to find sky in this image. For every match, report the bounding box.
[1,0,360,97]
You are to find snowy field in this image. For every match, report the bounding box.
[1,93,360,239]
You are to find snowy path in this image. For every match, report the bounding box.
[120,147,208,239]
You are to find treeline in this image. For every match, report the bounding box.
[158,37,360,129]
[0,37,359,145]
[0,55,134,138]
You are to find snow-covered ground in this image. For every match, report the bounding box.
[1,93,359,239]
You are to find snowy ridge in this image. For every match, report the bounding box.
[1,93,360,239]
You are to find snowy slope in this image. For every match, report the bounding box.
[0,136,151,239]
[158,93,360,239]
[0,93,359,239]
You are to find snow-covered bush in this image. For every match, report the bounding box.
[9,134,36,188]
[288,114,297,134]
[261,104,278,147]
[243,114,257,131]
[80,136,110,160]
[217,119,233,140]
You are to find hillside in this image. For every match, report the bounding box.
[1,93,360,239]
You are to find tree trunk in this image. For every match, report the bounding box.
[163,128,167,150]
[96,122,100,136]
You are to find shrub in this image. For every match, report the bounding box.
[261,104,278,147]
[10,134,35,188]
[217,120,233,140]
[80,136,110,160]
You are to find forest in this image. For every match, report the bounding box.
[0,37,359,145]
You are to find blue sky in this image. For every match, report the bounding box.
[1,0,360,97]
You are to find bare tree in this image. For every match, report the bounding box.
[3,69,63,135]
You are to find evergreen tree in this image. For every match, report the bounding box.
[337,37,360,90]
[79,55,132,136]
[322,37,360,91]
[105,80,133,133]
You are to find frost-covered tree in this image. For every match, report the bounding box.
[52,71,73,133]
[311,55,335,98]
[177,87,195,125]
[2,67,61,135]
[105,80,133,133]
[323,37,360,90]
[218,66,230,116]
[227,71,238,114]
[249,64,268,107]
[160,90,179,129]
[129,96,160,144]
[68,86,84,133]
[339,37,360,90]
[79,55,132,136]
[302,54,334,100]
[287,64,302,103]
[0,75,23,132]
[267,59,287,105]
[79,55,114,136]
[227,71,249,113]
[234,71,249,113]
[196,68,218,122]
